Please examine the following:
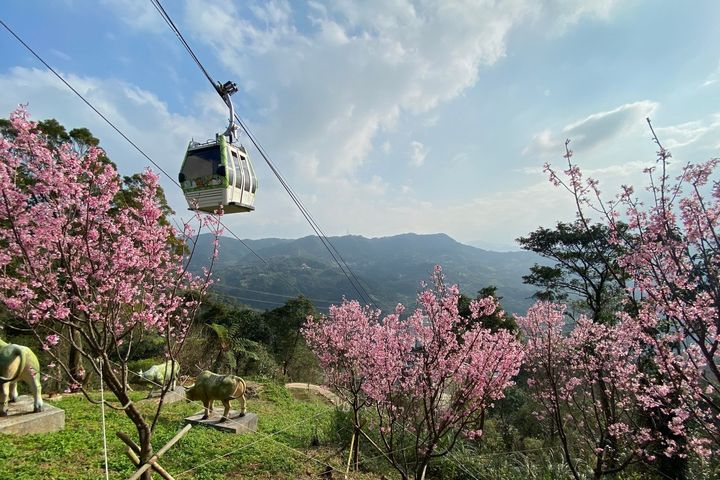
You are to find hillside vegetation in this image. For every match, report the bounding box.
[192,233,542,314]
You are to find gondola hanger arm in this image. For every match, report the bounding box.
[216,80,239,143]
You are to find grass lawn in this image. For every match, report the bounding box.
[0,382,379,479]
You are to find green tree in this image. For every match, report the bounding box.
[458,285,517,333]
[517,221,628,323]
[263,296,316,377]
[0,115,175,390]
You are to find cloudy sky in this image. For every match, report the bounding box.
[1,0,718,250]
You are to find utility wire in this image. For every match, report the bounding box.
[149,0,215,89]
[106,359,345,478]
[0,17,343,312]
[234,112,379,308]
[0,18,177,184]
[212,283,338,305]
[148,0,379,310]
[210,290,330,312]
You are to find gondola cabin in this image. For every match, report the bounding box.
[178,135,257,214]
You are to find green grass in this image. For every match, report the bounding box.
[0,382,375,479]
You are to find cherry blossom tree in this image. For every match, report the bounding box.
[518,301,657,479]
[304,266,524,480]
[303,299,389,471]
[0,108,220,477]
[542,127,720,462]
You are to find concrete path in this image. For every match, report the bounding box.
[284,383,343,407]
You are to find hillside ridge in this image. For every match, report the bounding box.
[190,232,541,314]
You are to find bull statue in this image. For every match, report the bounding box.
[185,370,247,422]
[137,360,180,398]
[0,338,43,416]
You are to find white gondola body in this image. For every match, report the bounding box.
[179,135,257,214]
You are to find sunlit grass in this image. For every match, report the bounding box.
[0,382,375,479]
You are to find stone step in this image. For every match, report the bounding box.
[0,395,65,435]
[185,411,257,434]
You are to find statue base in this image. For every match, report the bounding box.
[0,395,65,435]
[146,386,186,404]
[185,411,257,434]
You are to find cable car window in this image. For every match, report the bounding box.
[230,151,240,189]
[241,157,251,193]
[228,151,236,188]
[248,160,257,193]
[181,146,224,190]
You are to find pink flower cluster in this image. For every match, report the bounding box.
[303,266,523,473]
[541,137,720,460]
[0,107,218,359]
[518,301,657,469]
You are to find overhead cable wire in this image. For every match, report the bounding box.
[148,0,379,310]
[0,18,177,184]
[149,0,215,88]
[234,112,379,308]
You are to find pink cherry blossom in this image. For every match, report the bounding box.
[0,107,220,466]
[542,133,720,464]
[304,266,523,479]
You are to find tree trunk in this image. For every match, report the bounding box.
[102,360,154,480]
[68,327,85,390]
[417,462,428,480]
[351,407,361,471]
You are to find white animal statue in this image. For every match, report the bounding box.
[0,338,43,415]
[185,370,247,422]
[137,360,180,397]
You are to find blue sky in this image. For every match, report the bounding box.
[1,0,718,250]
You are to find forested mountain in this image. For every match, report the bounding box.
[191,233,542,314]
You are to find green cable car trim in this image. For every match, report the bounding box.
[218,135,230,189]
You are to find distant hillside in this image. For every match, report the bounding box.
[190,233,543,315]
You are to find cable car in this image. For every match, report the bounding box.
[178,81,257,214]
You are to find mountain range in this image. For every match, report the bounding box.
[190,233,543,315]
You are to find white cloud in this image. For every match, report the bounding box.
[523,100,659,157]
[0,66,215,217]
[367,179,578,248]
[423,115,439,127]
[0,0,633,249]
[450,152,469,166]
[49,49,71,61]
[409,140,427,167]
[540,0,624,30]
[655,115,720,150]
[701,60,720,87]
[523,129,561,157]
[0,64,660,250]
[100,0,167,33]
[182,0,625,180]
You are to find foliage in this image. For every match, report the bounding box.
[304,266,524,480]
[0,107,220,475]
[517,301,654,479]
[517,221,628,323]
[193,294,321,382]
[263,295,316,376]
[1,380,349,480]
[534,133,720,474]
[458,285,518,333]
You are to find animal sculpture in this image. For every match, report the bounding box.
[185,370,246,422]
[137,360,180,397]
[0,338,43,415]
